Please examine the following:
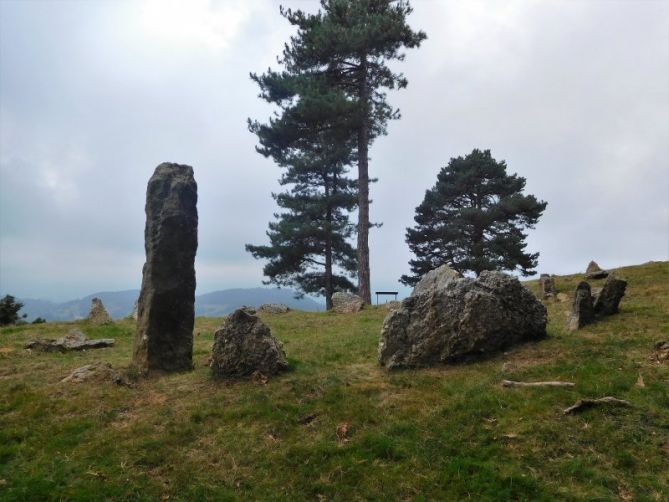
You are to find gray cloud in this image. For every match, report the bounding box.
[1,0,667,301]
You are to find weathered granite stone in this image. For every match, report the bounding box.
[259,303,290,314]
[539,274,556,298]
[332,292,364,313]
[61,362,128,386]
[88,298,113,325]
[132,163,198,373]
[378,271,547,369]
[585,260,609,280]
[411,264,461,297]
[567,281,594,331]
[211,308,288,378]
[593,275,627,316]
[25,329,114,352]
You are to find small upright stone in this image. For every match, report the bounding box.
[593,276,627,316]
[539,274,556,298]
[211,308,288,378]
[568,281,594,331]
[88,298,113,325]
[332,292,364,313]
[585,260,609,280]
[133,163,198,373]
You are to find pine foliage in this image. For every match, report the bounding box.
[401,149,547,285]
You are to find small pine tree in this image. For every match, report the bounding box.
[401,149,547,285]
[0,294,26,326]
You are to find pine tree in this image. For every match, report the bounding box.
[247,73,359,310]
[401,149,547,285]
[278,0,426,304]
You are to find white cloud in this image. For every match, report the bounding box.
[137,0,255,53]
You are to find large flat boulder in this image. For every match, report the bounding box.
[211,308,288,378]
[26,329,114,352]
[132,163,198,373]
[379,270,547,369]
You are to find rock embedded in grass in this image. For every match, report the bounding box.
[378,269,547,369]
[259,303,290,314]
[61,362,128,386]
[132,163,198,373]
[332,292,364,313]
[211,307,288,378]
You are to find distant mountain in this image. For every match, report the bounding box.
[18,288,323,321]
[195,288,322,316]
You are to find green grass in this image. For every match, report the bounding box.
[1,261,668,501]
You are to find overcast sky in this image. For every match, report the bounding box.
[1,0,667,302]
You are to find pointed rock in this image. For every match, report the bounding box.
[211,307,288,378]
[411,264,461,297]
[585,260,609,280]
[88,298,113,325]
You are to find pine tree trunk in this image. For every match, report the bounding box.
[357,55,372,305]
[325,180,334,311]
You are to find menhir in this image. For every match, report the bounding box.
[132,163,198,373]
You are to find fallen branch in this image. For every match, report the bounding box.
[563,396,632,415]
[502,379,575,388]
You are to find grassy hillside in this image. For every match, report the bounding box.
[1,261,667,501]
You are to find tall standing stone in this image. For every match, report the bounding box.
[133,163,198,372]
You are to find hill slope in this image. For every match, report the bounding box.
[1,261,667,500]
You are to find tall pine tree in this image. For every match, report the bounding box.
[401,149,547,285]
[247,74,359,309]
[278,0,426,304]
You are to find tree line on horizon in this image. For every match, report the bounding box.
[246,0,547,309]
